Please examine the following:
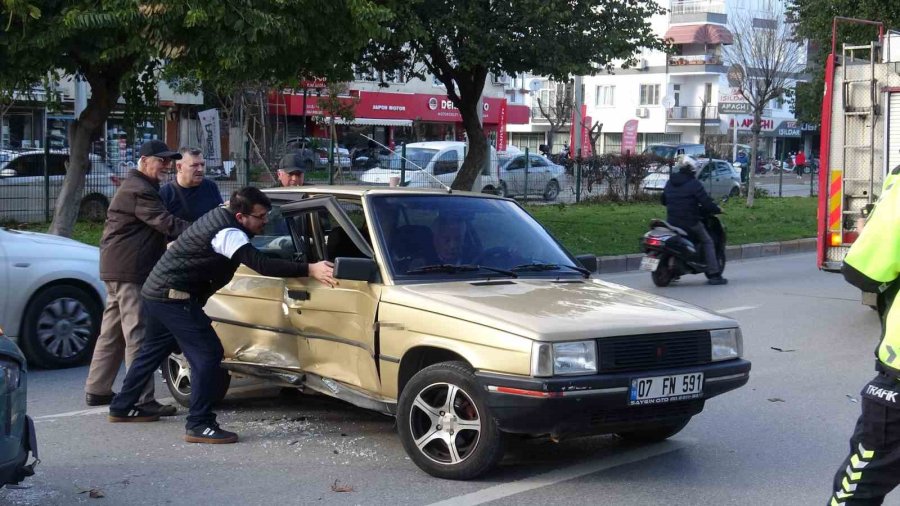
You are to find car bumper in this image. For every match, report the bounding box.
[0,415,37,487]
[475,359,750,437]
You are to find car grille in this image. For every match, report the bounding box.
[597,330,711,373]
[589,400,704,426]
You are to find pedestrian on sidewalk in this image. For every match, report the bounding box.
[108,187,335,444]
[83,140,189,415]
[828,178,900,504]
[795,151,806,179]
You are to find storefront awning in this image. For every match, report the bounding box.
[333,118,413,127]
[664,24,733,45]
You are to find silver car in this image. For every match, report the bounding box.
[0,227,105,368]
[497,152,565,201]
[641,158,741,199]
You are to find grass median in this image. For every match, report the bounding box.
[9,196,817,257]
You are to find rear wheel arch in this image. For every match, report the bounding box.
[398,346,470,396]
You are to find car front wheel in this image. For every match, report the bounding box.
[397,361,505,480]
[543,180,560,201]
[161,351,231,407]
[21,285,101,368]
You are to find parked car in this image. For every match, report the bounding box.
[0,150,118,223]
[0,326,38,488]
[0,226,105,368]
[161,186,750,480]
[641,158,741,199]
[643,143,707,171]
[359,141,501,194]
[497,152,565,201]
[282,137,351,171]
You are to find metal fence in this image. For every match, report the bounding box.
[0,145,817,224]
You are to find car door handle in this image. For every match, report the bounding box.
[288,289,310,301]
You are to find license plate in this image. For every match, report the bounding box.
[629,372,704,405]
[639,256,660,271]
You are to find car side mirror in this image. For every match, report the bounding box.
[0,168,17,178]
[575,254,597,273]
[334,257,379,282]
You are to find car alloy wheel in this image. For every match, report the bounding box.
[161,351,231,407]
[21,284,100,368]
[543,180,560,201]
[397,361,505,480]
[36,297,93,360]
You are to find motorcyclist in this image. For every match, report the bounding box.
[660,155,727,285]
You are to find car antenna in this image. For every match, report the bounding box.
[360,134,452,192]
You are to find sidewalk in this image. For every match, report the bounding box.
[589,237,817,274]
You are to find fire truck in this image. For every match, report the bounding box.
[818,20,900,304]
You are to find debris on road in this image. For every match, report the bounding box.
[846,394,859,403]
[77,487,105,499]
[767,398,785,403]
[331,480,354,493]
[770,347,796,352]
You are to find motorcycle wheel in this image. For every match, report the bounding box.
[651,256,674,287]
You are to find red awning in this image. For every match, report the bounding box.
[664,24,733,45]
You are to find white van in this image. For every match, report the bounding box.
[359,141,501,194]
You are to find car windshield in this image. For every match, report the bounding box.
[645,145,676,159]
[369,195,581,280]
[387,148,438,171]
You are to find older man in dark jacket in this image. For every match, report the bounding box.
[661,157,726,285]
[83,140,190,413]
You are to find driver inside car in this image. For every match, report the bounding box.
[407,215,475,269]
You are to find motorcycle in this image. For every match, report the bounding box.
[639,214,726,287]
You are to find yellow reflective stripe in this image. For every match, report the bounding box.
[842,477,857,492]
[831,497,842,506]
[845,465,862,482]
[836,490,853,500]
[850,454,862,468]
[858,443,875,460]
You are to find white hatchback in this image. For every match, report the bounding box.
[0,227,105,368]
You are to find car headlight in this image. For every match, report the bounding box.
[711,328,743,362]
[531,340,598,377]
[0,357,21,393]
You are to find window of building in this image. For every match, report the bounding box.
[704,83,713,103]
[595,85,615,107]
[639,84,660,106]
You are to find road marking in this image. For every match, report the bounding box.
[33,385,274,421]
[715,305,758,314]
[426,439,693,506]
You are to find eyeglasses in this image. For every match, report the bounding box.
[245,211,270,222]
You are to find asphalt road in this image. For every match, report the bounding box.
[1,252,890,505]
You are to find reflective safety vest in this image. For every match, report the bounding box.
[844,179,900,375]
[883,165,900,195]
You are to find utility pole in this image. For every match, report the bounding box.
[573,75,583,203]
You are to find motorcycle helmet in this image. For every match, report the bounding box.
[674,154,700,175]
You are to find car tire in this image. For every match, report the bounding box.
[498,181,510,198]
[161,351,231,407]
[79,195,109,222]
[20,285,101,369]
[397,361,506,480]
[728,186,740,198]
[616,417,691,443]
[480,186,496,195]
[651,255,674,287]
[543,180,560,201]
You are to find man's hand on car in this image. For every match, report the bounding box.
[309,261,336,287]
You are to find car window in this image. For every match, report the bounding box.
[529,155,547,167]
[698,164,712,180]
[7,154,43,177]
[714,162,733,176]
[433,150,460,176]
[370,195,577,279]
[684,145,706,157]
[506,156,526,170]
[249,203,298,260]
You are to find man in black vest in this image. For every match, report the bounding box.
[108,187,335,444]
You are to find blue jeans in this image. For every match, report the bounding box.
[110,298,224,430]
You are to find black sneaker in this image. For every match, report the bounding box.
[86,392,115,406]
[136,400,178,417]
[184,424,238,444]
[108,406,161,423]
[708,276,728,286]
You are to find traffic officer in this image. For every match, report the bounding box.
[829,175,900,504]
[108,186,335,444]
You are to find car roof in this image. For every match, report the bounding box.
[404,141,466,150]
[263,185,507,200]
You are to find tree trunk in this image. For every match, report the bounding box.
[452,91,488,191]
[745,109,762,208]
[49,74,122,237]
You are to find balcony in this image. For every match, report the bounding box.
[668,53,726,74]
[667,106,720,125]
[670,0,726,24]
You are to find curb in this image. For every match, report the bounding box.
[588,237,817,275]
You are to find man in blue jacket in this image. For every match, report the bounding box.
[661,156,726,285]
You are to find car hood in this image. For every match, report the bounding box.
[382,278,735,341]
[1,228,99,258]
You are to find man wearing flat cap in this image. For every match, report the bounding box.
[84,140,190,417]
